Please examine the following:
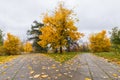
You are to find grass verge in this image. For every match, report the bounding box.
[46,52,81,63]
[94,52,120,64]
[0,55,18,64]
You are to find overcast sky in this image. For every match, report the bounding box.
[0,0,120,41]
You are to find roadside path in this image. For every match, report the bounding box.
[0,53,120,80]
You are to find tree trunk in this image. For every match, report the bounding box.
[59,40,63,53]
[60,46,62,53]
[67,46,70,52]
[55,48,58,53]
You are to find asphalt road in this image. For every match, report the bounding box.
[0,53,120,80]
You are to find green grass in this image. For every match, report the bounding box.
[0,55,18,64]
[94,52,120,64]
[45,52,81,63]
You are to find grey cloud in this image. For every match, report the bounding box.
[0,0,120,40]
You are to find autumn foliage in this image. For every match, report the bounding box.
[3,33,21,55]
[89,30,111,52]
[23,41,32,53]
[38,3,84,53]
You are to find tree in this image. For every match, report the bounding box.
[89,30,111,52]
[23,41,32,53]
[0,29,4,55]
[3,33,21,55]
[109,27,120,54]
[27,21,47,52]
[38,3,84,53]
[79,42,89,52]
[0,29,3,46]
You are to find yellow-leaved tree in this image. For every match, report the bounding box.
[23,41,32,53]
[89,30,111,52]
[3,33,21,55]
[38,3,84,53]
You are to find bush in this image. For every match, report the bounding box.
[3,33,21,55]
[0,46,6,56]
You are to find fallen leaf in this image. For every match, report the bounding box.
[55,76,58,79]
[21,75,25,78]
[41,74,48,78]
[64,73,67,75]
[103,76,107,78]
[30,71,34,74]
[57,73,62,76]
[3,65,8,68]
[47,77,51,79]
[51,66,56,69]
[2,72,6,75]
[56,70,59,72]
[34,74,40,78]
[68,72,71,73]
[113,73,118,77]
[59,64,62,66]
[48,67,50,69]
[7,77,10,79]
[42,66,46,69]
[51,64,56,69]
[52,64,56,67]
[28,66,32,70]
[118,70,120,72]
[41,72,45,74]
[69,75,73,77]
[85,78,91,80]
[29,76,33,79]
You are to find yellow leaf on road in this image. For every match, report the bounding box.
[113,73,118,77]
[85,78,91,80]
[56,69,59,72]
[30,71,34,74]
[41,74,48,78]
[28,66,32,70]
[64,73,67,75]
[118,70,120,72]
[52,64,56,67]
[42,66,46,69]
[2,72,6,75]
[34,74,40,78]
[69,75,73,77]
[3,65,8,68]
[57,73,62,76]
[21,75,25,78]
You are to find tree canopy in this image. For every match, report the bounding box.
[110,27,120,53]
[110,27,120,44]
[27,21,47,52]
[38,3,83,53]
[23,41,33,53]
[3,33,21,55]
[0,29,3,46]
[89,30,111,52]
